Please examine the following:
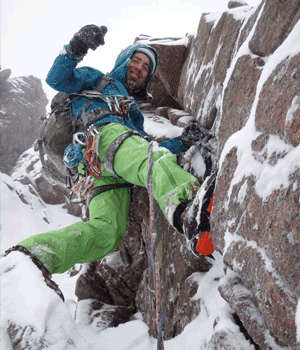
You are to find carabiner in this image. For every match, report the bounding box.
[73,132,86,146]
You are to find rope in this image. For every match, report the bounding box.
[147,142,165,350]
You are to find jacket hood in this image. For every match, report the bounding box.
[109,42,158,101]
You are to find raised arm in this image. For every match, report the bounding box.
[46,25,107,93]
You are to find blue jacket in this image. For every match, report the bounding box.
[46,42,184,155]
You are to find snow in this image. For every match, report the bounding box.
[227,5,255,22]
[0,171,79,255]
[138,36,190,47]
[143,112,183,139]
[297,299,300,343]
[285,96,300,124]
[203,12,223,26]
[0,251,84,350]
[182,145,207,179]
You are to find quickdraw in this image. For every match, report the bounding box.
[104,95,137,121]
[70,174,95,204]
[78,90,137,117]
[84,126,102,179]
[68,125,102,203]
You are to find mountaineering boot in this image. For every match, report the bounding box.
[174,169,217,259]
[4,245,65,301]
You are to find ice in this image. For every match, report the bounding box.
[285,96,300,124]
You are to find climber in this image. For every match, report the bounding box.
[3,25,216,300]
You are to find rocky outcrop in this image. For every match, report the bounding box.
[0,69,48,175]
[175,0,300,349]
[136,0,300,349]
[249,0,300,57]
[11,147,82,217]
[228,0,248,9]
[177,9,245,129]
[135,199,213,340]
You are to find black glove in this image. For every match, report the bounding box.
[69,25,107,56]
[179,122,213,151]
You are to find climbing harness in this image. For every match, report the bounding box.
[147,142,165,350]
[103,130,140,178]
[67,125,136,205]
[78,91,137,126]
[86,183,134,207]
[79,91,137,115]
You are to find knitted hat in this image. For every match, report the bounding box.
[135,46,157,74]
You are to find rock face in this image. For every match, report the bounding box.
[11,148,82,217]
[174,0,300,349]
[137,0,300,348]
[249,0,300,57]
[0,69,48,174]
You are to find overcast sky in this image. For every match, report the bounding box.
[1,0,261,103]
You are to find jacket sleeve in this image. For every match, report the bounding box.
[46,46,102,94]
[159,138,185,155]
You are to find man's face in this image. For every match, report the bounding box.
[126,52,151,93]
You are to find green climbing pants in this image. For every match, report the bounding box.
[19,123,200,274]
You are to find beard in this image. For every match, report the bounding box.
[125,77,141,95]
[125,69,145,95]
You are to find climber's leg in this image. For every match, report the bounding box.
[97,123,200,225]
[17,179,131,274]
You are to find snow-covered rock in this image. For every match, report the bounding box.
[228,0,248,9]
[0,69,48,175]
[11,147,82,217]
[0,251,84,350]
[137,0,300,348]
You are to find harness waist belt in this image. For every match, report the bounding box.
[87,183,134,206]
